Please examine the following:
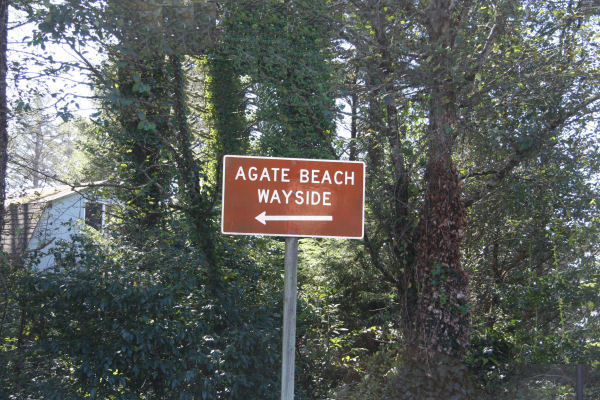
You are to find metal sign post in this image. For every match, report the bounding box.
[576,364,584,400]
[281,237,299,400]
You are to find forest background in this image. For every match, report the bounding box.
[0,1,599,399]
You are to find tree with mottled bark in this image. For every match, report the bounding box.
[340,0,600,363]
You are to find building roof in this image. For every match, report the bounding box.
[7,184,84,205]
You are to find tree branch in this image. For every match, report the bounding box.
[364,230,398,285]
[464,93,600,207]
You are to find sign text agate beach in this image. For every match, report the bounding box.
[221,155,365,238]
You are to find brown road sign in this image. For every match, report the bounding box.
[221,155,365,239]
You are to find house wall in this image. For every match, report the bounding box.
[1,202,45,255]
[27,192,86,270]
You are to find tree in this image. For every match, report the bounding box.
[0,0,8,343]
[0,0,7,221]
[2,2,280,397]
[2,0,599,397]
[339,0,600,362]
[223,0,338,159]
[7,95,78,189]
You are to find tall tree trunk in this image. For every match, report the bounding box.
[171,54,220,291]
[116,58,169,234]
[207,55,249,200]
[410,0,469,359]
[349,83,358,162]
[0,0,7,340]
[170,55,207,242]
[204,55,248,292]
[32,123,43,188]
[0,0,8,236]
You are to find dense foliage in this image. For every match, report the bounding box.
[1,0,599,399]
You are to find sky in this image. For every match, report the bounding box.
[7,6,98,120]
[6,6,100,192]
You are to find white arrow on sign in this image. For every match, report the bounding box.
[255,211,333,225]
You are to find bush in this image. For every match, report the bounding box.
[4,229,282,399]
[332,348,480,400]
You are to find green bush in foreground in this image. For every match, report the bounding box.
[2,230,281,399]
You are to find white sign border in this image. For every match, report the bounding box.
[220,154,366,239]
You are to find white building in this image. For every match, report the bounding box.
[1,185,107,269]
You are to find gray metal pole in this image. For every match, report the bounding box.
[576,364,584,400]
[281,237,298,400]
